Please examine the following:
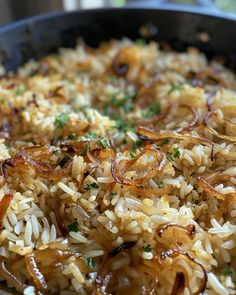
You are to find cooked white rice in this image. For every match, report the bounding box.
[0,38,235,295]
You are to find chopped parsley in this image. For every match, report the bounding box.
[86,131,97,140]
[143,102,161,118]
[129,150,135,158]
[161,138,169,146]
[86,257,95,269]
[143,244,151,252]
[14,85,25,96]
[84,182,99,191]
[116,119,135,132]
[55,113,69,128]
[67,221,79,232]
[135,38,146,47]
[110,192,117,198]
[173,147,180,158]
[158,180,164,188]
[70,133,78,140]
[222,267,233,276]
[110,89,136,112]
[167,154,174,161]
[168,83,183,94]
[100,138,109,148]
[58,153,70,167]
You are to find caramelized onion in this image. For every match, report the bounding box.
[25,253,48,293]
[55,202,68,237]
[111,145,166,186]
[137,126,213,146]
[156,223,195,240]
[0,190,14,227]
[111,46,136,76]
[0,259,25,292]
[33,248,81,261]
[108,241,137,258]
[204,111,236,142]
[170,272,185,295]
[174,105,199,133]
[0,149,71,180]
[197,174,236,203]
[96,241,137,293]
[159,248,207,295]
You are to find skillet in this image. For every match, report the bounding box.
[0,6,236,294]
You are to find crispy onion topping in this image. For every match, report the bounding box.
[159,248,207,295]
[111,144,166,186]
[0,190,14,228]
[204,110,236,142]
[96,241,137,293]
[156,223,196,246]
[25,253,48,293]
[196,174,236,203]
[55,202,68,237]
[0,259,25,292]
[170,271,185,295]
[137,126,213,146]
[0,148,71,181]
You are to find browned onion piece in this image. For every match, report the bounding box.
[0,259,25,292]
[170,272,185,295]
[111,47,133,76]
[174,105,199,133]
[33,248,81,262]
[197,174,236,203]
[130,186,170,197]
[204,110,236,142]
[137,126,213,146]
[0,190,14,227]
[25,253,48,293]
[195,67,226,87]
[55,202,68,237]
[156,223,196,240]
[0,149,71,181]
[96,241,137,293]
[111,145,166,186]
[159,248,207,295]
[108,241,137,258]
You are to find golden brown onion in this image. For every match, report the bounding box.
[0,259,25,292]
[0,190,14,228]
[137,126,213,146]
[25,253,48,293]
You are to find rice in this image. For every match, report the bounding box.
[0,38,235,294]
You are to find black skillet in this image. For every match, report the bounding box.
[0,5,236,294]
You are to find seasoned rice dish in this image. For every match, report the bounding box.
[0,39,235,295]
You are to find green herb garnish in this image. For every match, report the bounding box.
[14,85,25,96]
[70,133,78,140]
[167,154,174,161]
[58,153,70,167]
[161,138,169,146]
[84,182,99,191]
[129,151,135,158]
[135,38,146,47]
[55,113,69,128]
[173,147,180,158]
[100,138,109,148]
[168,84,183,94]
[67,221,79,232]
[143,244,151,252]
[222,267,233,276]
[86,257,95,269]
[110,192,118,198]
[158,180,164,188]
[86,131,97,140]
[143,102,161,118]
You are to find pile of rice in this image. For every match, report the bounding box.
[0,38,235,295]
